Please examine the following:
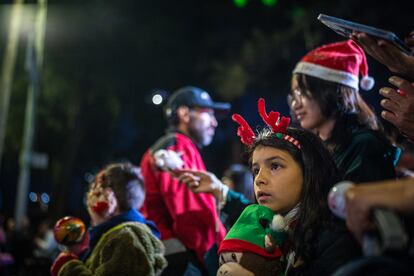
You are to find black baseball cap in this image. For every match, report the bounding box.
[164,86,231,118]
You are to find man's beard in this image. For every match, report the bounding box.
[188,124,213,147]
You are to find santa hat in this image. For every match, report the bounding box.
[293,40,374,91]
[218,204,287,258]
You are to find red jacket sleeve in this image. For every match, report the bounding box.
[140,150,174,240]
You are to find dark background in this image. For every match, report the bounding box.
[0,0,412,221]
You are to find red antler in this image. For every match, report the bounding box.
[232,114,256,146]
[258,98,290,133]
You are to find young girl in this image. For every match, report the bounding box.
[226,98,361,275]
[288,40,397,183]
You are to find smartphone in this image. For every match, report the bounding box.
[317,14,413,56]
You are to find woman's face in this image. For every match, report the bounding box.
[289,78,327,130]
[251,146,303,213]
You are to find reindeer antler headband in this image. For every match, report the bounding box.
[232,98,301,150]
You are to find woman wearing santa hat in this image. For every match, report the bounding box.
[288,40,398,183]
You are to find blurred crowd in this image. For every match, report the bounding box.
[0,208,59,276]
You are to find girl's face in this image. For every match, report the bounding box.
[252,146,303,213]
[289,78,327,130]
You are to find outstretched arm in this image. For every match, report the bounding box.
[345,178,414,242]
[175,169,251,218]
[176,169,225,198]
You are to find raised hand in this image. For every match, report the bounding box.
[379,76,414,141]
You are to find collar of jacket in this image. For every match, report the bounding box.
[79,208,159,261]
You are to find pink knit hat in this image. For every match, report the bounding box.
[293,40,374,90]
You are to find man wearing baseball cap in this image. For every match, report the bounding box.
[140,86,230,275]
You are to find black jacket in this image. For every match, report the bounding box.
[287,222,362,276]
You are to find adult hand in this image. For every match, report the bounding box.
[379,76,414,141]
[345,178,414,243]
[176,169,225,198]
[344,185,376,243]
[351,32,414,78]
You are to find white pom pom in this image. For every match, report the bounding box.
[271,214,286,232]
[154,150,167,169]
[155,158,165,168]
[360,75,375,90]
[165,151,184,170]
[153,149,184,171]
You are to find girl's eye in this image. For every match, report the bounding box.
[252,167,259,176]
[271,163,280,170]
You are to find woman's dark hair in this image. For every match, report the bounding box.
[248,127,340,264]
[93,163,145,212]
[290,73,383,149]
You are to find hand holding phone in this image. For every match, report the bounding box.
[355,32,414,79]
[317,14,414,78]
[318,14,413,56]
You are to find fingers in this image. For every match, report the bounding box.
[176,172,201,183]
[381,110,414,140]
[353,33,408,74]
[379,78,414,132]
[380,97,400,113]
[175,169,206,177]
[356,33,391,58]
[353,32,377,48]
[381,110,398,125]
[187,181,200,190]
[345,187,375,243]
[381,109,405,133]
[176,172,201,192]
[388,76,414,94]
[353,33,383,58]
[379,76,414,107]
[379,86,403,102]
[175,169,197,174]
[377,39,405,57]
[346,218,374,243]
[379,76,414,123]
